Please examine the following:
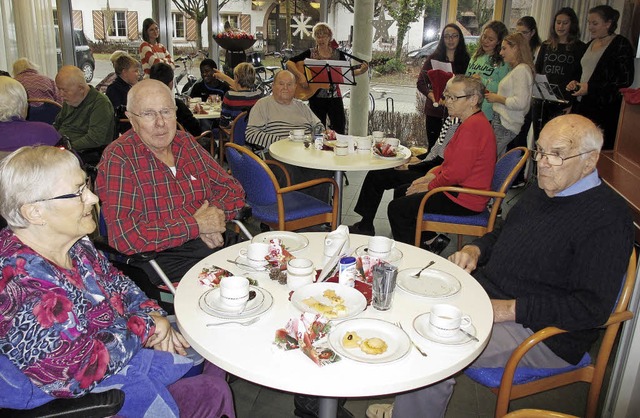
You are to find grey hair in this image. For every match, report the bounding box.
[126,78,173,113]
[0,146,81,228]
[450,74,485,106]
[0,76,28,121]
[544,114,604,156]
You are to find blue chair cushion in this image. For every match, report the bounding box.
[424,209,491,227]
[251,192,333,224]
[464,353,591,388]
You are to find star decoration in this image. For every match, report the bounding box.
[291,13,313,40]
[372,11,394,43]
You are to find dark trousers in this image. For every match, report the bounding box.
[309,96,346,134]
[388,188,481,245]
[425,115,444,150]
[354,167,436,225]
[134,232,238,285]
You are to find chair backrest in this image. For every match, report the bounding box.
[231,111,249,146]
[492,147,530,193]
[26,98,62,125]
[225,143,278,206]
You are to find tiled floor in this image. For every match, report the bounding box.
[228,171,596,417]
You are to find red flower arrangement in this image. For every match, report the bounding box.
[213,32,256,51]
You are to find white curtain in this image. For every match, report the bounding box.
[0,0,16,73]
[13,0,57,77]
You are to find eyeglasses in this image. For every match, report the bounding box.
[530,149,596,166]
[443,93,472,102]
[443,34,460,40]
[35,178,90,203]
[518,30,532,36]
[129,107,177,122]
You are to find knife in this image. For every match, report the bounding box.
[316,240,347,282]
[460,328,479,342]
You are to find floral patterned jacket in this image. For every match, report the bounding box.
[0,228,164,398]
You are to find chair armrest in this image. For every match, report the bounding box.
[2,389,125,418]
[424,185,506,201]
[265,159,292,186]
[279,177,339,194]
[92,237,158,264]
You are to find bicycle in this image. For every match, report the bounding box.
[174,50,209,98]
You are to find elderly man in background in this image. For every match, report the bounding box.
[366,114,634,418]
[246,70,331,202]
[96,79,245,285]
[54,65,114,164]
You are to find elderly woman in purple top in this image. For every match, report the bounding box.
[0,76,60,159]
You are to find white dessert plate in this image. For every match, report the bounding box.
[397,268,461,298]
[328,318,411,363]
[290,282,366,320]
[252,231,309,253]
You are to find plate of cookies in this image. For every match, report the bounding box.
[328,318,411,363]
[291,282,367,320]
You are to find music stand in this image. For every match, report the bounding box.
[302,58,357,88]
[532,74,569,133]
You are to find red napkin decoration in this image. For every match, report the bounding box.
[427,69,454,107]
[620,88,640,105]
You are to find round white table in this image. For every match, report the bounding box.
[268,140,410,224]
[174,232,493,418]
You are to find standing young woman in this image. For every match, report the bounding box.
[416,23,470,149]
[286,23,368,135]
[567,5,634,149]
[139,18,175,77]
[516,16,542,60]
[534,7,586,138]
[465,20,510,121]
[485,33,534,156]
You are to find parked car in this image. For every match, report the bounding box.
[55,26,96,82]
[407,36,479,65]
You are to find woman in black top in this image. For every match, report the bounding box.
[416,23,470,149]
[567,5,634,149]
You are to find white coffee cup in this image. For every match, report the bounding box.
[291,129,305,140]
[385,138,400,148]
[368,236,395,258]
[334,141,349,156]
[287,258,315,276]
[219,276,250,312]
[239,242,270,267]
[372,131,385,140]
[429,304,472,338]
[356,137,372,153]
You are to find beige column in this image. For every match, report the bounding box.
[348,0,375,136]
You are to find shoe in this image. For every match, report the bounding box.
[366,403,393,418]
[348,221,375,236]
[423,234,451,255]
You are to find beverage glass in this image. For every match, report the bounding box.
[372,264,398,310]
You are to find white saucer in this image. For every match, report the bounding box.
[413,313,477,345]
[199,286,273,319]
[202,287,265,314]
[235,255,269,272]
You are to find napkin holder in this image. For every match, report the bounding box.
[274,313,341,366]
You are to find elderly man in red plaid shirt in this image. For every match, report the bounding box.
[96,79,245,285]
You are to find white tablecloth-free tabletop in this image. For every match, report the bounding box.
[174,232,493,413]
[268,140,410,224]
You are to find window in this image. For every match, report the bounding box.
[172,12,186,38]
[108,10,127,37]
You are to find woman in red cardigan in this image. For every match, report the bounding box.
[388,75,496,251]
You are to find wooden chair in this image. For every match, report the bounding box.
[414,147,529,249]
[26,98,62,125]
[504,409,578,418]
[225,142,338,231]
[467,249,636,418]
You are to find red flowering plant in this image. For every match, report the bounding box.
[213,31,256,51]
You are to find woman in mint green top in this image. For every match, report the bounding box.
[466,21,510,120]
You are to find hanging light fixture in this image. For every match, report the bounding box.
[310,2,320,9]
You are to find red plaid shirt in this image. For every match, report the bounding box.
[96,130,245,254]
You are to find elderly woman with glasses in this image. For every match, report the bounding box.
[388,75,496,253]
[0,146,235,417]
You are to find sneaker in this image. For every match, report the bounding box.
[366,403,393,418]
[348,221,375,236]
[422,234,451,255]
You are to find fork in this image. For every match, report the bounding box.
[411,261,436,277]
[395,322,428,357]
[206,317,261,327]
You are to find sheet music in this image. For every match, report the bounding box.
[431,60,453,73]
[303,59,354,85]
[304,59,351,67]
[532,74,568,103]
